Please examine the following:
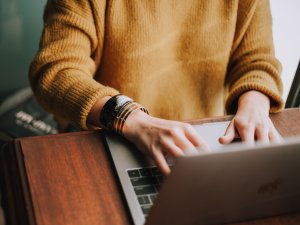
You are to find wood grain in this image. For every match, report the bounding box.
[270,108,300,137]
[2,108,300,225]
[20,132,132,225]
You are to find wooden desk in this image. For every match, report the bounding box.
[1,108,300,225]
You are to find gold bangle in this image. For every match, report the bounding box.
[119,105,148,134]
[114,102,139,134]
[113,101,132,130]
[100,94,149,134]
[117,103,141,134]
[113,101,149,135]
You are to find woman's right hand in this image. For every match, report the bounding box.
[122,110,209,175]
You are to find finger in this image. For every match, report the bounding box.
[219,120,235,144]
[183,124,210,151]
[152,151,171,175]
[255,125,269,144]
[237,124,255,145]
[169,127,198,154]
[160,138,184,158]
[269,128,283,143]
[175,136,198,154]
[268,120,283,143]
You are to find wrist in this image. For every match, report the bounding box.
[238,90,270,113]
[96,94,149,134]
[122,109,151,136]
[87,96,112,127]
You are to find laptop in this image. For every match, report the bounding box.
[103,121,300,225]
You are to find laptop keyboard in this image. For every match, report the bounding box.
[127,167,169,216]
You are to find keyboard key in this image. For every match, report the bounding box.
[139,168,151,177]
[151,167,162,176]
[232,136,241,143]
[134,185,157,195]
[154,184,160,191]
[156,175,164,184]
[127,169,140,178]
[131,177,158,187]
[141,205,152,215]
[150,194,158,203]
[137,195,150,205]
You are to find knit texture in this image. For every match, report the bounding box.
[29,0,284,130]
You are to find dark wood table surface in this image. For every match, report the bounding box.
[1,108,300,225]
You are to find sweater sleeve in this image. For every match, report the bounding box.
[225,0,284,114]
[29,0,119,130]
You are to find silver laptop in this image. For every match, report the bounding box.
[104,121,300,225]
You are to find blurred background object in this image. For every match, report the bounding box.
[270,0,300,101]
[285,60,300,108]
[0,0,46,100]
[0,87,58,141]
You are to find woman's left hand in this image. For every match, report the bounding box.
[219,90,282,145]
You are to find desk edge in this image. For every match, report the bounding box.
[0,140,36,225]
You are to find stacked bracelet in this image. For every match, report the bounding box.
[99,94,149,134]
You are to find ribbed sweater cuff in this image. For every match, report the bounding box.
[67,87,118,130]
[226,72,284,114]
[38,73,120,130]
[64,81,119,130]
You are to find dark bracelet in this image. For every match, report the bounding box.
[99,94,133,130]
[99,94,149,134]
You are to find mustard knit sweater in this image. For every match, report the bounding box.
[29,0,284,130]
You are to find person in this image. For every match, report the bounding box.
[29,0,284,175]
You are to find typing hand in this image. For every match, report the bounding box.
[123,110,209,175]
[219,90,282,145]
